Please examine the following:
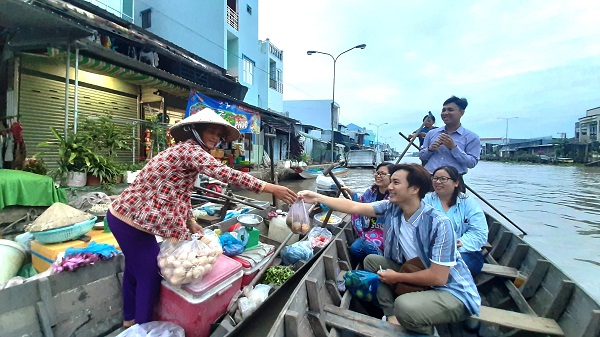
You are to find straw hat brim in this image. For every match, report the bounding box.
[171,107,241,143]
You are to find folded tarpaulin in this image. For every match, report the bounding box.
[0,170,67,211]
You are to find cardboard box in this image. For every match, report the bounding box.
[31,229,120,272]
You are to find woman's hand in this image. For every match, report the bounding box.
[189,222,204,236]
[297,190,321,204]
[341,186,353,197]
[264,183,297,204]
[187,218,204,236]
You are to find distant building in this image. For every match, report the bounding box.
[575,107,599,143]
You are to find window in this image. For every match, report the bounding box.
[247,5,252,14]
[141,8,152,29]
[243,56,254,85]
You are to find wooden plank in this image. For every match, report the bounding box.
[0,279,40,313]
[501,243,529,268]
[38,278,58,324]
[582,310,600,337]
[521,259,550,299]
[503,279,536,315]
[541,280,575,320]
[307,312,330,337]
[0,305,43,337]
[306,277,322,312]
[335,239,351,270]
[322,304,413,337]
[325,280,342,307]
[284,310,300,337]
[481,264,518,279]
[35,301,54,337]
[323,254,337,281]
[473,306,564,336]
[490,230,512,260]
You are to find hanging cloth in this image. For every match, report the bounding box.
[4,134,14,162]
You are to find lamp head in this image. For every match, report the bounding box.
[356,44,367,49]
[307,51,316,55]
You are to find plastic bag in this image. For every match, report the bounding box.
[286,200,311,234]
[157,231,223,287]
[219,232,245,256]
[281,241,313,265]
[116,321,184,337]
[343,270,380,303]
[308,227,333,248]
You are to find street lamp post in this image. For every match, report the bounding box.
[369,122,388,151]
[308,44,366,162]
[498,117,519,145]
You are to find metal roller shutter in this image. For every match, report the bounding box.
[19,71,139,171]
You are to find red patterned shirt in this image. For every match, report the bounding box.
[111,140,265,239]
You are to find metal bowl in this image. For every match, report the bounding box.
[237,213,263,227]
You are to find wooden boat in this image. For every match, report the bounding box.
[296,167,349,179]
[227,211,600,337]
[346,149,383,168]
[0,204,352,337]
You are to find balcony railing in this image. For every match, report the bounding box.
[227,6,238,30]
[270,79,283,93]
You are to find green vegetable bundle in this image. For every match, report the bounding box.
[262,266,295,286]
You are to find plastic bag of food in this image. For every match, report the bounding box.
[308,227,333,248]
[286,200,311,234]
[157,231,223,287]
[343,270,380,303]
[281,241,313,265]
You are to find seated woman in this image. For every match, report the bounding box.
[343,162,393,265]
[423,165,488,275]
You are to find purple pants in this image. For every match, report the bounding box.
[107,210,161,323]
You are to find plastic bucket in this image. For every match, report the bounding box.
[0,239,26,284]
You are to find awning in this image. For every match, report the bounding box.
[71,54,189,96]
[297,130,323,141]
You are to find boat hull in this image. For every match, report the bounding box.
[297,167,349,179]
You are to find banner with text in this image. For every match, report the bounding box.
[185,89,260,134]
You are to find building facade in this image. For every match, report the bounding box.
[575,107,600,143]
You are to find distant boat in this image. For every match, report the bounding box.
[296,167,349,179]
[346,149,383,168]
[556,157,574,163]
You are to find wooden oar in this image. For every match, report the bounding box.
[395,111,434,164]
[321,163,352,226]
[195,185,267,210]
[397,131,528,236]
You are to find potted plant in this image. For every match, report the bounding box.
[80,114,134,157]
[38,128,93,187]
[85,154,123,187]
[125,161,146,183]
[22,157,48,176]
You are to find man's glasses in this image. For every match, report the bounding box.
[432,176,452,183]
[374,172,390,177]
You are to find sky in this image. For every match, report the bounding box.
[258,0,600,146]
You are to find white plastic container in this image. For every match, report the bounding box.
[267,215,299,244]
[0,239,26,284]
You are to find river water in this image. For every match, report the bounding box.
[238,159,600,303]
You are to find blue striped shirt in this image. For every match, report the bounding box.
[373,200,481,315]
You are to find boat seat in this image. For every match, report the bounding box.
[480,263,518,279]
[472,306,564,336]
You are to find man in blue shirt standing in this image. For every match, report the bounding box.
[419,96,480,175]
[298,164,480,335]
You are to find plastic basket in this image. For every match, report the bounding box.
[31,216,97,244]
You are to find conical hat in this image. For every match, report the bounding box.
[25,202,94,232]
[170,108,240,143]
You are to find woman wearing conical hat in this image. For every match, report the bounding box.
[107,108,297,327]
